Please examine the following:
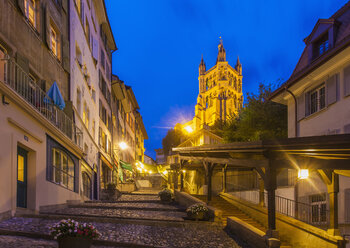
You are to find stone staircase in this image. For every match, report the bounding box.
[193,195,292,248]
[194,195,266,230]
[0,193,242,248]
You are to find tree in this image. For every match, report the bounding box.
[222,83,287,142]
[162,128,185,156]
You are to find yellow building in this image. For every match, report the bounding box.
[178,40,243,146]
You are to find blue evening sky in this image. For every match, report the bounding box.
[106,0,348,159]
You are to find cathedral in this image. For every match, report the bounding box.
[176,40,243,146]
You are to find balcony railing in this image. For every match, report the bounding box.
[0,57,83,149]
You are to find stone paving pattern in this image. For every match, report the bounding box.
[0,235,126,248]
[82,202,182,210]
[0,217,239,248]
[0,193,245,247]
[44,207,186,221]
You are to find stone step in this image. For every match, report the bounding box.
[69,203,185,212]
[0,217,239,248]
[40,207,186,222]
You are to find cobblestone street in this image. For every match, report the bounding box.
[0,193,246,248]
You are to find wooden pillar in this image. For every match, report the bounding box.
[222,164,227,193]
[180,172,184,191]
[265,166,278,238]
[259,175,265,207]
[173,171,178,190]
[207,164,213,203]
[319,170,340,236]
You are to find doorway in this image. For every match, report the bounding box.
[17,146,28,208]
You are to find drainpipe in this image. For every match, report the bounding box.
[284,88,299,217]
[284,88,298,138]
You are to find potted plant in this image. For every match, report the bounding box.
[186,203,209,220]
[158,188,173,202]
[50,219,101,248]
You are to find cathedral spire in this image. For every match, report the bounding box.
[235,55,242,75]
[199,54,206,75]
[216,38,226,63]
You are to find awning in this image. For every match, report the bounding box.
[120,160,133,172]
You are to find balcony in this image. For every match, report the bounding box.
[0,56,83,149]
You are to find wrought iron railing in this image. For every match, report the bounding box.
[227,183,329,229]
[0,57,83,148]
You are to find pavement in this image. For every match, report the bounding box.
[0,191,248,248]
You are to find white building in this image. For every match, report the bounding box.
[271,2,350,237]
[70,0,116,198]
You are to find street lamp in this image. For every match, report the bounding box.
[184,126,193,134]
[119,141,128,150]
[298,169,309,179]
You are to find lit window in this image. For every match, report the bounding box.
[25,0,36,27]
[83,102,89,129]
[50,26,58,57]
[309,85,325,115]
[75,0,81,16]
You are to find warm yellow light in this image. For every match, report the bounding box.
[298,169,309,179]
[144,169,148,173]
[149,170,153,174]
[119,141,128,150]
[182,170,186,173]
[184,126,193,133]
[139,162,144,169]
[163,170,168,175]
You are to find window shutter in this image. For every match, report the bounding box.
[327,74,338,105]
[62,0,68,13]
[62,37,70,72]
[81,2,84,26]
[45,6,51,48]
[17,0,25,15]
[344,65,350,97]
[92,36,99,61]
[297,93,305,120]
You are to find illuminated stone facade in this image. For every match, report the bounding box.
[177,40,243,146]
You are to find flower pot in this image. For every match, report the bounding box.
[58,236,92,248]
[160,194,172,202]
[189,211,205,220]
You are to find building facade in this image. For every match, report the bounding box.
[0,0,83,217]
[271,2,350,237]
[177,40,243,147]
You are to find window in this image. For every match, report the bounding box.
[0,45,7,83]
[100,49,105,69]
[83,102,89,129]
[76,89,81,115]
[309,85,325,115]
[76,44,82,67]
[85,18,90,47]
[50,26,58,57]
[82,172,92,199]
[310,193,327,223]
[75,0,81,17]
[313,34,329,58]
[92,88,96,102]
[51,148,75,191]
[92,120,96,139]
[25,0,36,27]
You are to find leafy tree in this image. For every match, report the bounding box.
[162,128,186,156]
[221,83,287,142]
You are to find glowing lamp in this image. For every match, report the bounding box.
[184,126,193,133]
[298,169,309,179]
[182,170,186,173]
[119,141,128,150]
[163,170,168,175]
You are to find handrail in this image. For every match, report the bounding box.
[0,57,83,148]
[227,182,329,229]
